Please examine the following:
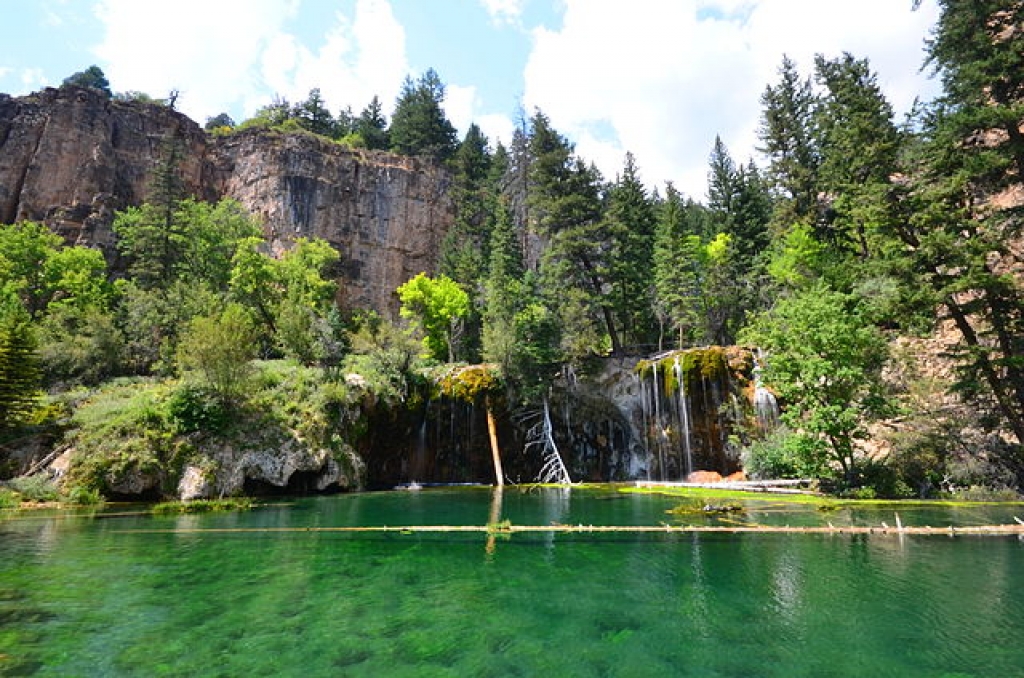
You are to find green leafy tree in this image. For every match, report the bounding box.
[177,303,257,403]
[740,286,891,483]
[396,273,470,362]
[115,198,260,290]
[389,69,458,161]
[204,113,235,131]
[0,222,111,317]
[229,236,339,360]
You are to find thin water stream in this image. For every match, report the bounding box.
[2,488,1023,677]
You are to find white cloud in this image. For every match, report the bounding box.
[91,0,409,125]
[256,0,409,119]
[523,0,941,199]
[21,68,47,89]
[480,0,525,26]
[93,0,299,122]
[447,83,516,149]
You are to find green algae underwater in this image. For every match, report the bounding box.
[2,486,1024,677]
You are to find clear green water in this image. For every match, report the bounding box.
[2,488,1024,677]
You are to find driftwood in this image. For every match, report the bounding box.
[115,521,1024,537]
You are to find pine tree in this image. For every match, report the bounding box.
[898,0,1024,448]
[605,152,657,348]
[0,306,39,430]
[355,96,389,150]
[813,53,903,257]
[653,184,704,349]
[758,55,821,226]
[389,69,458,161]
[527,111,619,356]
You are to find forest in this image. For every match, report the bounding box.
[1,0,1022,503]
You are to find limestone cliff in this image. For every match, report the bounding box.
[0,86,453,315]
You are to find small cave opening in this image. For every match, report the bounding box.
[242,471,342,497]
[106,487,163,502]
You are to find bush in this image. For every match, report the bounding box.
[64,485,103,505]
[742,428,827,480]
[166,383,229,434]
[7,474,60,502]
[0,487,19,508]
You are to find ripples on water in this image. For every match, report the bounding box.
[1,488,1023,677]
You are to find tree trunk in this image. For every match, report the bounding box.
[485,396,504,487]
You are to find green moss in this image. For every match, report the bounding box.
[436,364,501,402]
[151,497,256,514]
[636,346,734,392]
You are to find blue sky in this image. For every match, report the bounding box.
[2,0,942,198]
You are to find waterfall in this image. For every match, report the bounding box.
[673,355,694,478]
[752,351,780,432]
[634,346,760,479]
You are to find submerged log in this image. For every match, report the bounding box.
[116,522,1024,537]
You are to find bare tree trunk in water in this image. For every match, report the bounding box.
[524,397,572,484]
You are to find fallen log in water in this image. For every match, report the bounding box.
[115,522,1024,537]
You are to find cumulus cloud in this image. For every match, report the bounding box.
[92,0,408,125]
[257,0,409,119]
[480,0,525,26]
[20,68,47,90]
[523,0,941,198]
[93,0,299,122]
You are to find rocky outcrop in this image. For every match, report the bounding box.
[177,436,365,500]
[205,130,452,314]
[0,86,454,316]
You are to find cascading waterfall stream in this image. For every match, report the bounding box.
[673,355,695,478]
[752,351,781,432]
[635,346,775,480]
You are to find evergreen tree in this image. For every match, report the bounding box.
[653,184,704,348]
[527,111,618,356]
[293,88,336,137]
[758,55,821,226]
[482,200,525,375]
[0,305,39,430]
[897,0,1024,449]
[62,65,111,96]
[439,123,496,361]
[355,96,389,150]
[813,53,903,257]
[605,152,657,348]
[389,69,458,161]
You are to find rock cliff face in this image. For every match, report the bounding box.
[0,86,453,315]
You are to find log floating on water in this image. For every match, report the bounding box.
[114,523,1024,537]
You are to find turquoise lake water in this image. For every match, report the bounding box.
[2,487,1024,677]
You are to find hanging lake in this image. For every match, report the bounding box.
[2,486,1024,677]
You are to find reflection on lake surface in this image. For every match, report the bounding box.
[2,487,1023,677]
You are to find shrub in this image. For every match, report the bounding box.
[742,428,827,480]
[64,485,103,505]
[0,487,19,508]
[166,383,229,434]
[7,474,60,502]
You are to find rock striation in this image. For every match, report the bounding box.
[0,86,454,315]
